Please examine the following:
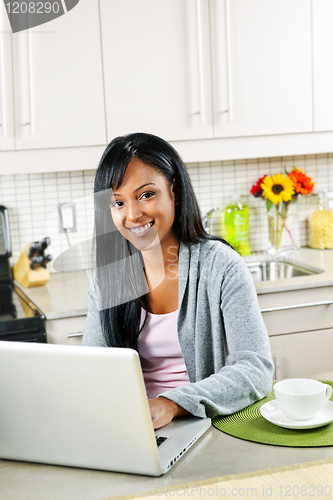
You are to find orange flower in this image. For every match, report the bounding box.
[288,167,315,196]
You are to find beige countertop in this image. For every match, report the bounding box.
[16,271,90,320]
[16,247,333,320]
[1,370,333,500]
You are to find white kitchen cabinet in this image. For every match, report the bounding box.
[270,328,333,380]
[312,0,333,132]
[101,0,313,144]
[0,2,15,151]
[210,0,313,138]
[46,315,86,346]
[258,286,333,380]
[2,0,333,170]
[100,0,213,142]
[3,0,106,151]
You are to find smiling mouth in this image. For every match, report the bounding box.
[126,220,155,235]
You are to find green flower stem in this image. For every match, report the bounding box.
[275,204,280,247]
[276,202,289,250]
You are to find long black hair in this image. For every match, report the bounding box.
[93,132,232,350]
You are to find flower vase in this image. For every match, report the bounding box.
[267,199,300,253]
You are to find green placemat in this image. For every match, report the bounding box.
[212,381,333,447]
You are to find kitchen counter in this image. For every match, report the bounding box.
[15,270,90,320]
[17,247,333,320]
[1,370,333,500]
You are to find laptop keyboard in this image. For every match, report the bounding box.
[155,436,168,447]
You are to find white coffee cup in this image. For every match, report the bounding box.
[274,378,332,421]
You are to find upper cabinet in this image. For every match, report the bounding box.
[0,0,106,151]
[210,0,313,138]
[312,0,333,132]
[100,0,313,144]
[0,4,15,151]
[2,0,333,171]
[100,0,213,142]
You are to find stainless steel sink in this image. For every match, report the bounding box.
[246,259,324,282]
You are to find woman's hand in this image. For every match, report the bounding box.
[148,396,190,429]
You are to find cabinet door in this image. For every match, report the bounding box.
[210,0,313,138]
[312,0,333,131]
[12,0,106,150]
[270,328,333,380]
[100,0,213,142]
[0,1,15,151]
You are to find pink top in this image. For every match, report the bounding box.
[138,307,190,399]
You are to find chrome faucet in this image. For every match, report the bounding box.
[203,207,219,234]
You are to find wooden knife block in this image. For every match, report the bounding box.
[13,242,50,287]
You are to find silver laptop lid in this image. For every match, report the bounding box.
[0,341,162,475]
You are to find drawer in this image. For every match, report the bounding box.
[258,286,333,335]
[46,316,87,345]
[270,328,333,380]
[262,302,333,336]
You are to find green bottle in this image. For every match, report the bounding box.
[224,194,251,256]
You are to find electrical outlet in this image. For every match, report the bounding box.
[58,203,76,232]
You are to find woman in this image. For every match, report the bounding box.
[83,132,273,429]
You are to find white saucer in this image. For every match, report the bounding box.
[260,400,333,429]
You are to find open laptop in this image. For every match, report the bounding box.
[0,341,211,476]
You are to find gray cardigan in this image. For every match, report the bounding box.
[83,239,274,419]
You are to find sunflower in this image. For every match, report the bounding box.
[288,167,315,196]
[260,174,295,204]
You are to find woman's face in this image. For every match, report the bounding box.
[110,158,178,252]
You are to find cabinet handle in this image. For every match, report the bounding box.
[195,0,205,125]
[261,299,333,313]
[67,332,84,338]
[224,0,233,122]
[27,29,35,135]
[272,354,277,381]
[0,4,7,137]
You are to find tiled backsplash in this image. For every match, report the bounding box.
[1,152,332,272]
[188,153,333,253]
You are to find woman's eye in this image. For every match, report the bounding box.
[140,191,155,200]
[110,192,155,208]
[110,201,123,208]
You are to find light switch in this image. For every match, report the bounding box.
[58,203,76,232]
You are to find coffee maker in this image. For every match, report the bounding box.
[0,206,46,342]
